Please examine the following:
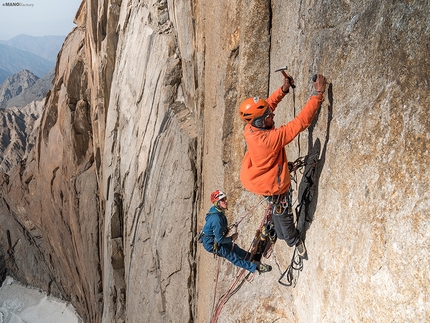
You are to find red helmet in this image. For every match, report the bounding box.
[239,97,269,124]
[210,190,227,203]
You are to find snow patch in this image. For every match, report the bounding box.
[0,277,82,323]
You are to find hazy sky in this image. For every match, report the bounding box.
[0,0,82,40]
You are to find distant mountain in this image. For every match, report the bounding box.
[2,68,54,109]
[0,44,54,83]
[0,68,9,83]
[0,100,43,173]
[0,67,48,172]
[3,34,65,62]
[0,69,39,108]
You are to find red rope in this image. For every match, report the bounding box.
[211,256,221,315]
[231,197,266,228]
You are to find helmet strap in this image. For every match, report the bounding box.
[215,200,227,211]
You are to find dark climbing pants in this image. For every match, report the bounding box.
[272,207,300,247]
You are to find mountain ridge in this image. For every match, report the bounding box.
[0,68,53,109]
[0,34,65,62]
[0,37,60,83]
[0,69,39,107]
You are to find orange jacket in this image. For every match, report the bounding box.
[240,87,323,196]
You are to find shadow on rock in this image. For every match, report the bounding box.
[298,82,333,241]
[0,251,7,285]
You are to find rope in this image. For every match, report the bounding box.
[229,197,265,253]
[210,269,251,323]
[211,256,221,315]
[292,87,300,156]
[231,197,266,228]
[210,204,273,323]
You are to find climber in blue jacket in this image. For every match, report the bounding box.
[201,190,272,274]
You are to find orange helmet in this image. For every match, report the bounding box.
[210,190,227,203]
[239,97,269,124]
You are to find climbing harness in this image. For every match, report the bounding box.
[266,188,293,216]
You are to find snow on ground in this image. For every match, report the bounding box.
[0,276,82,323]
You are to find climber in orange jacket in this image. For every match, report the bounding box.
[239,73,327,257]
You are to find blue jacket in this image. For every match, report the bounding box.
[202,206,232,251]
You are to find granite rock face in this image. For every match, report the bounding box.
[0,0,429,323]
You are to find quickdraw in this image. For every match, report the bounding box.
[278,247,303,287]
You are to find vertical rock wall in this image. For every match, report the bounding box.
[0,0,428,323]
[199,1,430,322]
[0,22,103,323]
[101,1,199,321]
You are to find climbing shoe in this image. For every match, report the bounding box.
[256,263,272,274]
[296,239,307,258]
